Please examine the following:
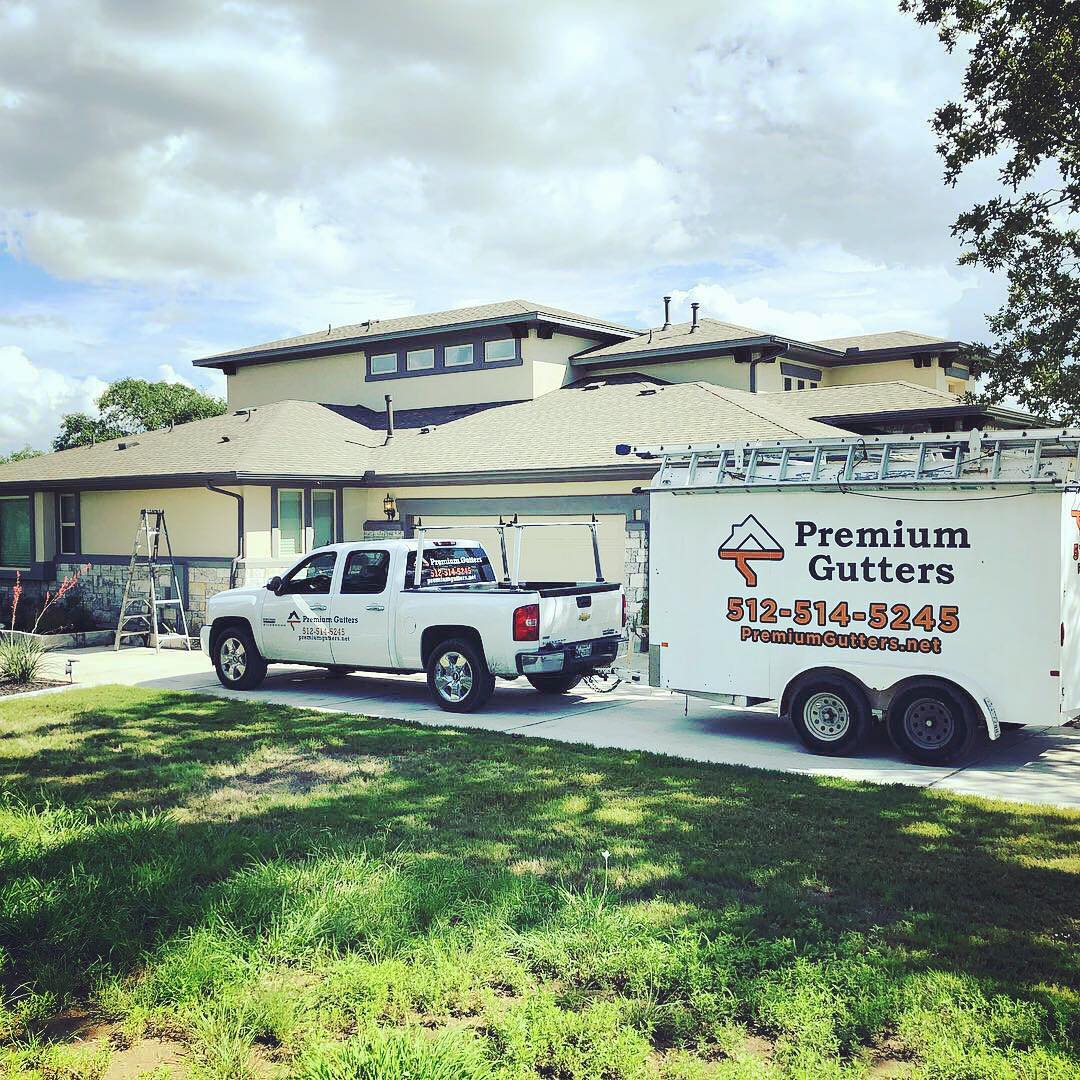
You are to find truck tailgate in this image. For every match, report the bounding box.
[541,584,622,643]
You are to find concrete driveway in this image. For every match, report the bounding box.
[36,644,1080,808]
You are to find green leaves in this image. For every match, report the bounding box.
[51,378,226,451]
[903,0,1080,419]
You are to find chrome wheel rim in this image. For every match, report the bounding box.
[219,637,248,682]
[804,691,851,742]
[434,651,474,702]
[903,697,955,749]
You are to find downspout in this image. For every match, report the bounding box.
[206,483,244,589]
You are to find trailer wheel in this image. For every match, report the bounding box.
[789,675,869,756]
[886,682,977,765]
[427,637,496,713]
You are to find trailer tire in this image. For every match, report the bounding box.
[789,675,869,756]
[212,624,267,691]
[526,672,583,694]
[427,637,496,713]
[886,681,977,765]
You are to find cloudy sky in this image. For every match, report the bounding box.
[0,0,999,453]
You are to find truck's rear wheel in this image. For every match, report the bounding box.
[886,682,977,765]
[212,625,267,691]
[526,672,583,694]
[427,638,495,713]
[789,676,868,756]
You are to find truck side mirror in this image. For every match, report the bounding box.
[266,575,282,594]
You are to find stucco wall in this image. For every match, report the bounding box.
[822,359,948,390]
[583,353,746,389]
[528,332,597,395]
[80,488,237,557]
[227,352,365,410]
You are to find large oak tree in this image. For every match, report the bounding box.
[903,0,1080,419]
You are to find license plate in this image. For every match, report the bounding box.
[574,642,592,658]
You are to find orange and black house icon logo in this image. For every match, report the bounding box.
[718,515,785,587]
[287,610,302,630]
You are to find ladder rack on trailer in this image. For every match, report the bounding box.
[616,429,1080,493]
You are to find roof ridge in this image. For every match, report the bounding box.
[693,382,818,438]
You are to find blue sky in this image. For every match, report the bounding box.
[0,0,1004,453]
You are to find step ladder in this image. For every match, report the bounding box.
[114,510,193,652]
[616,428,1080,493]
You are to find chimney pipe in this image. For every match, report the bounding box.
[662,295,672,330]
[383,394,395,444]
[690,301,701,332]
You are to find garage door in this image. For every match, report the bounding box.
[416,514,626,583]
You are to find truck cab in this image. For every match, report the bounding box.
[201,533,625,711]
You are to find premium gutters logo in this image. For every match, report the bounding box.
[718,515,785,587]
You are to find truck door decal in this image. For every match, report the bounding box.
[718,515,785,587]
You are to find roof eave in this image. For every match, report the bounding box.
[570,335,784,368]
[195,312,636,369]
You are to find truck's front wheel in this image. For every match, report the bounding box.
[789,675,868,756]
[212,625,268,691]
[526,672,583,694]
[427,638,496,713]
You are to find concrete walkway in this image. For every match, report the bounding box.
[34,645,1080,809]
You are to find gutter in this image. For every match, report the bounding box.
[206,483,245,588]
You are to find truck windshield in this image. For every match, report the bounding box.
[404,546,496,588]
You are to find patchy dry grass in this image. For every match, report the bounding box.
[0,686,1077,1079]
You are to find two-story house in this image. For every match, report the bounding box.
[0,298,1031,630]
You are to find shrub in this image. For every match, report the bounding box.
[0,632,50,685]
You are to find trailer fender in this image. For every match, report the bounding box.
[780,662,1000,741]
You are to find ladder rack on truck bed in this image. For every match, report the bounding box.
[616,429,1080,492]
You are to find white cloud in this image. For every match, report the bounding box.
[0,346,107,453]
[0,0,1004,380]
[157,363,193,387]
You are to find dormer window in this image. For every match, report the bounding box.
[406,347,435,371]
[484,339,516,362]
[444,343,474,367]
[370,352,397,375]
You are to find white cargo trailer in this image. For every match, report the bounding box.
[618,429,1080,765]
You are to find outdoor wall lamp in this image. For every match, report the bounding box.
[383,493,397,521]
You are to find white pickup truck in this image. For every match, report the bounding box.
[200,528,625,711]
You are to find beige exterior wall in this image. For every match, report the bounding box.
[527,332,597,395]
[228,352,364,410]
[80,487,237,557]
[241,485,272,559]
[821,358,950,390]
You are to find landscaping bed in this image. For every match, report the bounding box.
[0,686,1076,1079]
[0,678,65,698]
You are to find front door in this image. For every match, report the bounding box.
[260,550,338,664]
[330,548,393,668]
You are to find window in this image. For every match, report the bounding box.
[404,546,496,588]
[783,377,792,391]
[278,489,304,556]
[406,347,435,371]
[370,352,397,375]
[312,489,336,548]
[0,496,31,568]
[59,493,78,555]
[444,343,474,367]
[484,338,516,363]
[797,380,806,390]
[279,551,337,595]
[341,550,390,594]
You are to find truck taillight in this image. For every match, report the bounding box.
[622,593,627,628]
[513,603,540,641]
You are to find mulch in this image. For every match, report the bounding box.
[0,679,68,697]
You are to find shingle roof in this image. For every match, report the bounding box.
[0,401,387,487]
[0,376,845,489]
[373,375,843,477]
[574,318,768,362]
[198,300,635,365]
[811,330,955,352]
[758,381,962,420]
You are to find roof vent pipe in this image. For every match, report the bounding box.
[690,301,701,332]
[662,295,672,330]
[384,394,395,444]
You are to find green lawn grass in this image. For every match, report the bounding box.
[0,686,1077,1079]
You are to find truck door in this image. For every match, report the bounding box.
[329,548,393,669]
[260,550,338,664]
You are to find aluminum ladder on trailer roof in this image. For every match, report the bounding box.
[616,429,1080,493]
